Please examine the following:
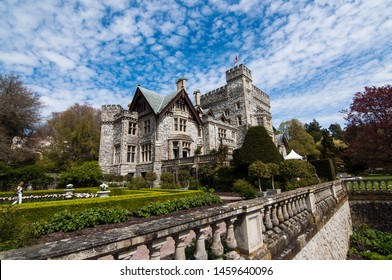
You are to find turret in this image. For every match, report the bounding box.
[225,64,252,83]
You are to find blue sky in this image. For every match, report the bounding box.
[1,0,391,129]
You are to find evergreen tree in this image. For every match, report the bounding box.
[234,126,283,167]
[320,129,338,158]
[304,119,323,142]
[328,123,343,140]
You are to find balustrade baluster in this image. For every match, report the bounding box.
[301,195,307,211]
[377,180,382,190]
[211,222,224,259]
[147,238,166,260]
[174,231,190,260]
[277,203,284,223]
[282,201,289,220]
[294,199,300,214]
[260,208,266,233]
[272,204,279,226]
[287,199,293,218]
[298,196,303,212]
[264,206,273,230]
[225,217,238,251]
[296,196,302,213]
[194,226,209,260]
[291,199,298,215]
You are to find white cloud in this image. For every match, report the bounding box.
[0,51,39,67]
[41,51,76,71]
[0,0,391,131]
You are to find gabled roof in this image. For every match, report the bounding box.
[129,85,203,126]
[200,108,214,117]
[137,86,182,114]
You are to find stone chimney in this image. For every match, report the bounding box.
[193,90,201,106]
[176,77,186,91]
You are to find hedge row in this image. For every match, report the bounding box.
[5,189,203,224]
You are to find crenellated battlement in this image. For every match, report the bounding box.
[200,85,227,100]
[226,64,252,82]
[101,104,124,122]
[253,85,270,101]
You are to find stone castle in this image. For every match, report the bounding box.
[98,64,284,179]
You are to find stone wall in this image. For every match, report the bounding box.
[349,201,392,233]
[293,200,352,260]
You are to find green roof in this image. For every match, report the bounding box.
[138,86,181,114]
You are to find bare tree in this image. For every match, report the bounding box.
[0,73,43,162]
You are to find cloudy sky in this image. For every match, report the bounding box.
[1,0,391,129]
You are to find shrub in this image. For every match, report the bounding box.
[145,171,157,188]
[198,164,216,187]
[127,177,147,189]
[178,170,191,188]
[0,205,37,250]
[232,179,257,200]
[348,224,392,260]
[133,193,221,218]
[103,174,124,182]
[35,207,131,235]
[0,163,54,191]
[57,161,103,188]
[213,166,236,192]
[160,172,174,184]
[278,160,318,191]
[309,159,336,181]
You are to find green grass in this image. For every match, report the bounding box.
[364,174,392,179]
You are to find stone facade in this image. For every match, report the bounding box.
[293,200,352,260]
[200,64,273,145]
[98,64,278,178]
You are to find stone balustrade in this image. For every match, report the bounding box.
[342,178,392,191]
[162,154,218,167]
[0,180,350,260]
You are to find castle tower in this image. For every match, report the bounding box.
[200,64,274,147]
[99,105,124,174]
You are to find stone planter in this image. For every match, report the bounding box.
[97,190,110,197]
[64,189,74,199]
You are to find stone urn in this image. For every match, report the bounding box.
[97,190,111,197]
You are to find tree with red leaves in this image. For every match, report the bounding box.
[342,85,392,172]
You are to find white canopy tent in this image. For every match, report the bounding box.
[284,150,304,160]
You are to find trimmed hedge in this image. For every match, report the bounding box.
[310,158,336,181]
[3,189,203,224]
